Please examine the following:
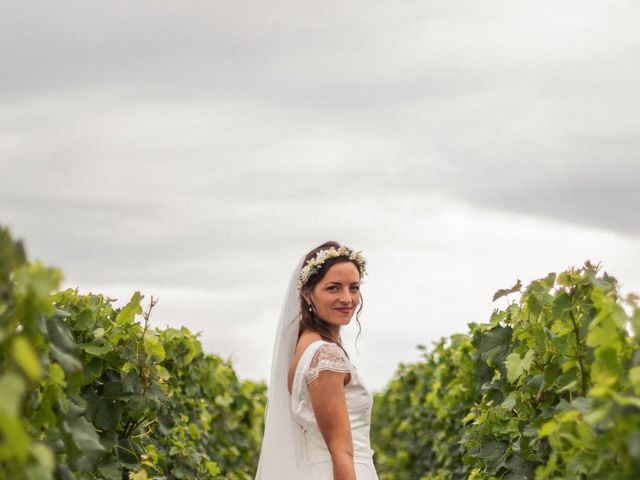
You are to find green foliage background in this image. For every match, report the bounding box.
[3,224,640,480]
[372,262,640,479]
[0,227,266,480]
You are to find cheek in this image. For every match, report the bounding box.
[315,294,332,309]
[323,296,335,309]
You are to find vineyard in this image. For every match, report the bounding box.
[372,263,640,479]
[1,225,640,479]
[0,227,265,480]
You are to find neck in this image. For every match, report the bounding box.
[328,325,341,343]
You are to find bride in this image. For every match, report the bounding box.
[255,241,379,479]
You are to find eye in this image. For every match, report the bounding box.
[327,286,339,292]
[350,285,360,292]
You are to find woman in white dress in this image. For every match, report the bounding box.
[255,241,379,480]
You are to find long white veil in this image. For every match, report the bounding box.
[255,255,309,479]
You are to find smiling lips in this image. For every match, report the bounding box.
[335,307,353,314]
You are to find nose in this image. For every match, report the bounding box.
[339,287,354,305]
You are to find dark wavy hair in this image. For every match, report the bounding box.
[298,241,364,351]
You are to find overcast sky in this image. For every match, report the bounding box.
[2,0,639,391]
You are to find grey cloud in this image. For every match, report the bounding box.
[4,0,640,390]
[2,0,640,283]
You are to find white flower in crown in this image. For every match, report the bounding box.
[297,246,367,289]
[315,250,329,264]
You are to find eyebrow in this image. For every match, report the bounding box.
[325,281,360,286]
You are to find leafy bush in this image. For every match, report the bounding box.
[0,226,265,480]
[372,262,640,480]
[7,221,639,480]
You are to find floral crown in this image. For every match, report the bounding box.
[297,246,366,290]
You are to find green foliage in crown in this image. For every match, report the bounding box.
[0,226,266,480]
[371,262,640,480]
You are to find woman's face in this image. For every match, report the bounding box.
[305,261,361,332]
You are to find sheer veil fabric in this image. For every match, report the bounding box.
[255,256,310,479]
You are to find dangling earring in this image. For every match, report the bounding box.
[308,305,312,312]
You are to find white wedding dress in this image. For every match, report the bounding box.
[290,340,379,479]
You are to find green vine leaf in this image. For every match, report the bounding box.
[505,349,535,384]
[492,280,523,302]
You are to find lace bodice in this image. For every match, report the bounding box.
[290,340,377,473]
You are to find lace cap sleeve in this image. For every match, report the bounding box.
[305,343,351,384]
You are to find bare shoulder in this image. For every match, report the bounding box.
[287,331,323,393]
[296,330,324,354]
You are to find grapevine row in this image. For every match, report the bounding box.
[372,262,640,479]
[0,227,266,480]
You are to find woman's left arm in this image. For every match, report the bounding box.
[309,370,356,480]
